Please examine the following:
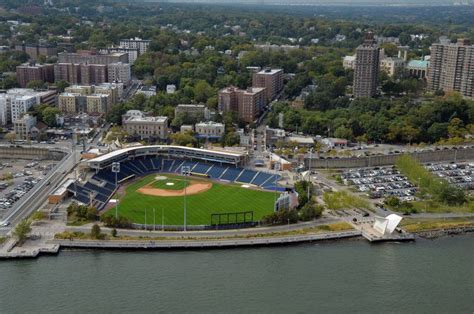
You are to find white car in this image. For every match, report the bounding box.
[0,220,10,227]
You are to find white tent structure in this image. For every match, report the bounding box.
[373,214,403,235]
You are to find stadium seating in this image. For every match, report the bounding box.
[220,167,243,182]
[206,165,227,179]
[191,163,212,174]
[162,159,174,172]
[236,169,259,184]
[250,172,273,186]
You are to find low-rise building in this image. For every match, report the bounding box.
[406,60,430,79]
[343,55,356,70]
[195,121,225,139]
[174,104,211,120]
[14,114,37,140]
[136,86,156,98]
[122,110,168,140]
[166,84,176,94]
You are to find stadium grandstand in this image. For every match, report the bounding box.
[67,146,283,210]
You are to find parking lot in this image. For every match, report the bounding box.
[427,162,474,190]
[0,159,56,217]
[341,161,474,202]
[341,166,417,201]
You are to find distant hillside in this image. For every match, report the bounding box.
[144,0,473,5]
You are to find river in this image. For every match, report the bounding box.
[1,235,473,313]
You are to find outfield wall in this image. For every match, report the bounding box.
[304,147,474,169]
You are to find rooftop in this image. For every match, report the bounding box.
[406,60,430,68]
[257,68,283,75]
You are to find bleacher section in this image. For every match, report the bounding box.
[221,167,243,182]
[191,163,211,175]
[236,169,258,184]
[73,156,282,210]
[207,165,227,179]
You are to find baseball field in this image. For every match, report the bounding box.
[107,174,278,226]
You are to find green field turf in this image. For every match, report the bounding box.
[151,178,187,190]
[109,174,277,226]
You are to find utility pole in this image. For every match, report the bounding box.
[153,208,156,231]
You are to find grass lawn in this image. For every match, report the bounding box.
[108,174,278,225]
[151,178,187,190]
[400,218,474,232]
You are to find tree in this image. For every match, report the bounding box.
[26,80,46,90]
[42,107,61,126]
[170,132,197,147]
[55,80,70,92]
[5,132,16,143]
[13,220,31,245]
[299,202,323,221]
[194,80,214,103]
[90,224,102,240]
[334,125,354,141]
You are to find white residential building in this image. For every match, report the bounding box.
[119,37,151,55]
[14,114,37,140]
[108,62,131,83]
[166,84,176,94]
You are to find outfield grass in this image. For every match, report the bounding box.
[151,178,187,190]
[109,174,278,225]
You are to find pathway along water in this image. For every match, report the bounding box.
[0,235,473,313]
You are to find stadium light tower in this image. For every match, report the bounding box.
[274,162,280,205]
[111,162,120,218]
[181,166,191,232]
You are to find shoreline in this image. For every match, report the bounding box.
[1,225,474,260]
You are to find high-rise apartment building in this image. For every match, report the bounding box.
[16,63,54,87]
[428,38,474,98]
[58,52,128,65]
[107,62,131,83]
[353,32,380,98]
[15,43,57,60]
[252,68,284,102]
[218,86,266,123]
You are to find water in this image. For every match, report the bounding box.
[1,235,473,313]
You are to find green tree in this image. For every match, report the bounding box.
[26,80,46,90]
[194,80,214,103]
[55,80,70,92]
[42,107,61,126]
[13,220,32,244]
[90,224,102,240]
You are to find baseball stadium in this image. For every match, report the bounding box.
[68,146,287,228]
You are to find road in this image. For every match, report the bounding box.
[0,149,80,235]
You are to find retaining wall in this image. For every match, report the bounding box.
[305,148,474,169]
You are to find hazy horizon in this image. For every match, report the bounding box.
[140,0,473,6]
